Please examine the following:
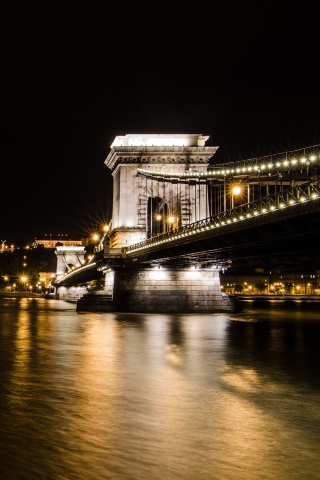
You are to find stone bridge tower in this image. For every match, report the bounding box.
[104,134,218,249]
[55,246,86,281]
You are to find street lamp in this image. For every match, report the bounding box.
[232,185,241,208]
[168,216,175,232]
[20,276,27,291]
[155,214,162,235]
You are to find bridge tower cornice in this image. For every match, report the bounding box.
[105,146,218,172]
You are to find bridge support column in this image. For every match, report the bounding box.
[56,285,88,302]
[114,266,235,312]
[77,265,236,313]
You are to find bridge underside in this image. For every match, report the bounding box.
[55,203,320,290]
[126,204,320,267]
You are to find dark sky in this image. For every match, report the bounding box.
[1,0,319,245]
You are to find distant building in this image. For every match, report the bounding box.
[0,241,15,253]
[220,269,320,294]
[35,235,83,248]
[38,272,56,289]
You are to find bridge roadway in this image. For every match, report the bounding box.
[55,179,320,288]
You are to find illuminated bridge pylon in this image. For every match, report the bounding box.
[55,245,86,281]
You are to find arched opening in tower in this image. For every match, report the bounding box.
[147,197,169,238]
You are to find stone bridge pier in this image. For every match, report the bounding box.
[76,264,235,313]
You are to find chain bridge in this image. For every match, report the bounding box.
[53,134,320,313]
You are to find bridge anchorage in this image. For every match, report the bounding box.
[53,135,320,313]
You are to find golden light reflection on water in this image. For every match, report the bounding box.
[165,344,183,366]
[9,301,32,410]
[1,302,320,479]
[222,367,261,393]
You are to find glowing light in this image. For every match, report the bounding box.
[149,270,167,280]
[111,134,209,148]
[232,185,241,196]
[185,269,201,279]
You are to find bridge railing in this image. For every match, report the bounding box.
[125,178,320,254]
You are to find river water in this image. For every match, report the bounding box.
[0,297,319,480]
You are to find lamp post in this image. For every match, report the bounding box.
[168,216,175,232]
[93,233,100,252]
[20,276,27,291]
[232,185,241,209]
[155,214,162,235]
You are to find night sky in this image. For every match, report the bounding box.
[1,0,319,245]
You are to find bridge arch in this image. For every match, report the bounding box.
[147,196,170,237]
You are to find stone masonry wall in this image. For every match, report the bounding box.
[111,266,236,313]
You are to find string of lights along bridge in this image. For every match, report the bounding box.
[127,144,320,254]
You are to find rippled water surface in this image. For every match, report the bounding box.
[0,297,319,479]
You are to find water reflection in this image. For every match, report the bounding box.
[0,299,319,479]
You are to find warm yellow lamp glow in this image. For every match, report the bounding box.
[232,186,241,195]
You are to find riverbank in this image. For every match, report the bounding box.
[235,294,320,302]
[235,294,320,312]
[1,292,320,301]
[0,292,46,298]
